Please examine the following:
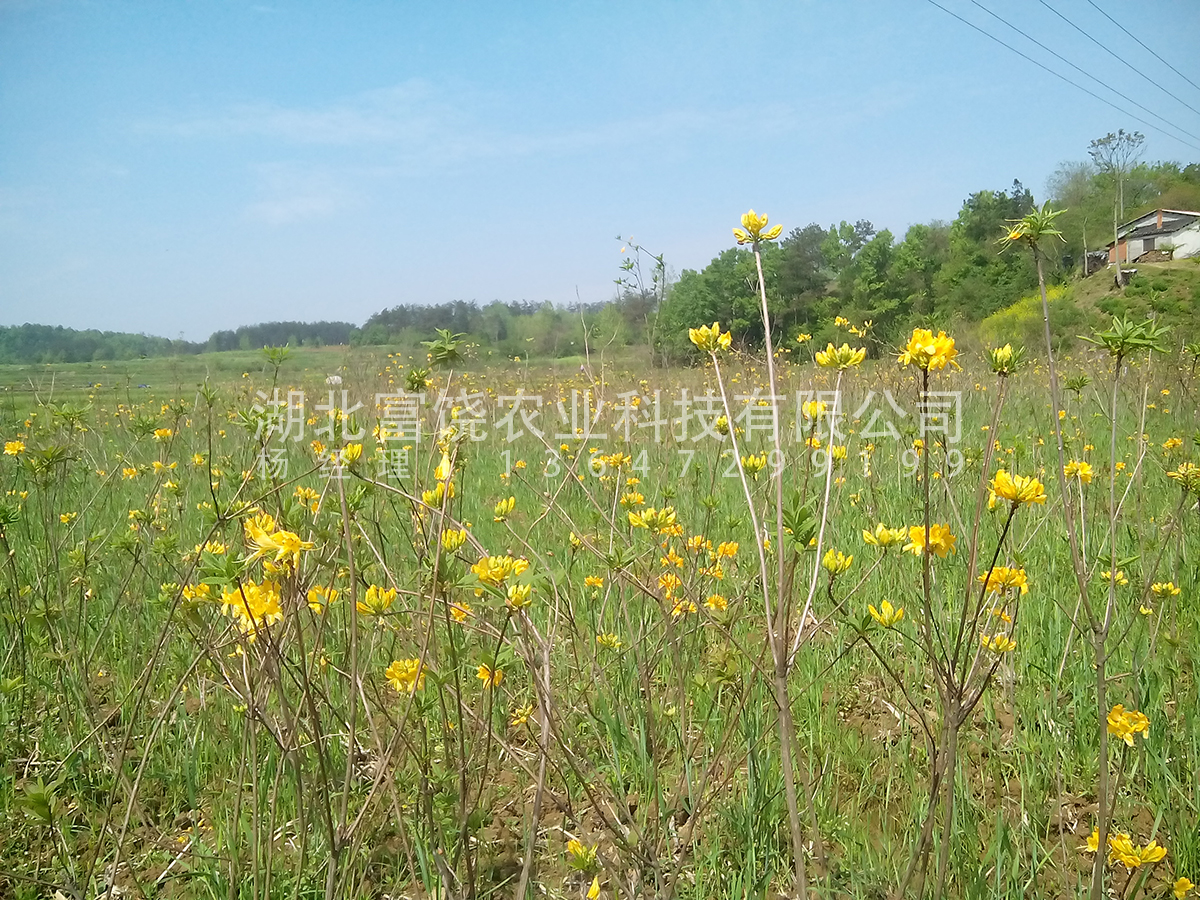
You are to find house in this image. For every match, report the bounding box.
[1107,208,1200,263]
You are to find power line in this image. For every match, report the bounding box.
[922,0,1200,153]
[1036,0,1200,119]
[1083,0,1200,96]
[964,0,1200,143]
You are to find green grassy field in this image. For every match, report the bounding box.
[0,329,1197,899]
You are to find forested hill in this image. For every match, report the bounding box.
[4,153,1198,365]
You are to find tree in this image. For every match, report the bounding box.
[1088,129,1145,284]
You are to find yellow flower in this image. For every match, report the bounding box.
[510,703,534,728]
[862,523,906,549]
[868,599,904,628]
[588,875,601,900]
[990,469,1046,506]
[596,632,622,650]
[59,512,77,524]
[153,427,173,441]
[898,328,959,371]
[1100,569,1128,586]
[669,598,697,618]
[385,658,426,693]
[802,399,827,420]
[732,209,783,245]
[628,506,678,534]
[716,541,738,559]
[220,580,283,639]
[619,490,645,508]
[705,593,728,611]
[357,584,397,615]
[796,332,812,343]
[658,572,682,596]
[441,528,468,553]
[1107,832,1166,869]
[471,555,529,589]
[1174,876,1195,899]
[1064,460,1093,484]
[1151,581,1180,598]
[904,524,957,557]
[688,321,733,353]
[477,663,503,688]
[506,583,533,609]
[822,549,853,576]
[815,342,866,370]
[979,566,1029,595]
[1106,704,1150,747]
[584,575,604,588]
[1083,828,1100,853]
[244,516,314,570]
[307,584,339,613]
[493,495,516,522]
[740,452,768,478]
[981,633,1017,653]
[4,440,25,456]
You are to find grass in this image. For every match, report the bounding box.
[0,335,1197,899]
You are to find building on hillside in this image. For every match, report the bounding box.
[1106,209,1200,263]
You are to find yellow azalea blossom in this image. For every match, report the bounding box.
[471,555,529,589]
[1107,833,1167,869]
[689,321,733,353]
[307,584,339,613]
[596,632,622,650]
[1064,460,1093,484]
[477,663,503,688]
[182,583,213,602]
[658,572,682,595]
[441,528,468,553]
[3,440,25,456]
[628,506,678,534]
[670,598,697,618]
[619,490,645,508]
[979,566,1029,595]
[815,342,866,370]
[584,575,604,588]
[357,584,397,615]
[1151,581,1180,598]
[59,512,77,524]
[450,601,472,623]
[741,452,768,478]
[898,328,959,371]
[822,549,853,575]
[122,467,138,479]
[863,523,907,549]
[732,209,783,245]
[716,541,738,559]
[385,658,426,693]
[904,524,957,557]
[869,599,904,628]
[980,633,1017,653]
[220,580,283,639]
[705,593,728,612]
[1106,704,1150,746]
[493,495,516,522]
[244,516,314,570]
[153,427,173,441]
[434,450,453,482]
[1083,828,1100,853]
[588,875,601,900]
[506,583,533,609]
[796,332,812,343]
[510,703,534,728]
[1100,569,1128,586]
[1174,876,1195,899]
[990,469,1046,506]
[802,399,827,420]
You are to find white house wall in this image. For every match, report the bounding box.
[1166,223,1200,258]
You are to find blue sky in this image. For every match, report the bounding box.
[2,0,1199,341]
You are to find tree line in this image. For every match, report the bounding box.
[3,148,1196,366]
